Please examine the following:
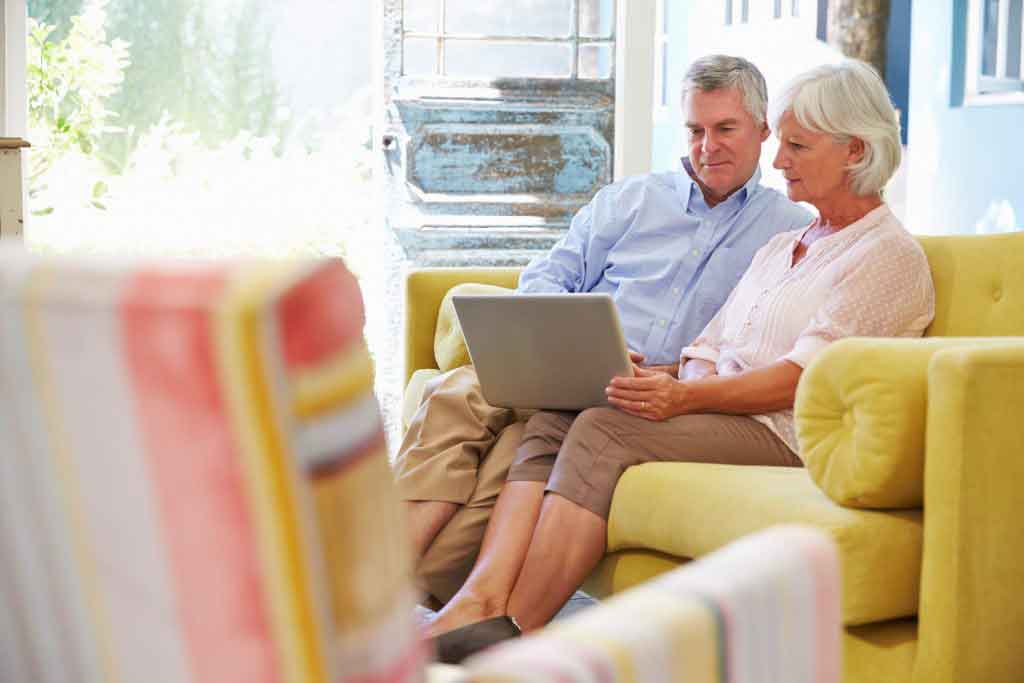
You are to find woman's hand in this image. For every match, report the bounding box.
[605,366,695,421]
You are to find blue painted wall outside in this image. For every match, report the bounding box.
[886,0,912,144]
[907,0,1024,234]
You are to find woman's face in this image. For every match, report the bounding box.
[772,110,862,205]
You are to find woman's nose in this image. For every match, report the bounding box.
[772,146,787,169]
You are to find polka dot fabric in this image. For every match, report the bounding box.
[680,204,936,455]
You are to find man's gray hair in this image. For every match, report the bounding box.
[770,60,902,196]
[681,55,769,125]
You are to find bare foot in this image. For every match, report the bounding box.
[422,592,506,639]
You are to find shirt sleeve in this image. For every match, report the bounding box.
[517,190,599,294]
[784,238,936,368]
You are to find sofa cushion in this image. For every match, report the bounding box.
[434,283,515,372]
[795,336,1024,509]
[606,463,922,625]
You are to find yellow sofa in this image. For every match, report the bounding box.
[403,233,1024,683]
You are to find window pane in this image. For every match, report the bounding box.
[446,41,572,78]
[1007,0,1022,78]
[982,0,1000,76]
[581,0,615,38]
[405,0,440,33]
[446,0,572,37]
[404,38,438,75]
[579,44,613,79]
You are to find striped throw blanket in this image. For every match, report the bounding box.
[0,246,425,683]
[462,526,840,683]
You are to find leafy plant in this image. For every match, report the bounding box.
[26,0,129,213]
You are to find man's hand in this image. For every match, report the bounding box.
[606,366,695,421]
[627,350,679,377]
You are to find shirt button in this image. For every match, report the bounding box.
[659,319,667,327]
[691,249,700,257]
[672,287,680,295]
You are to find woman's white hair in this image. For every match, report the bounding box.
[770,60,902,196]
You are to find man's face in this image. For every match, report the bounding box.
[683,87,770,203]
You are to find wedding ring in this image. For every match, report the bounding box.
[641,401,647,409]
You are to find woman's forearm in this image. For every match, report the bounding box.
[687,359,802,414]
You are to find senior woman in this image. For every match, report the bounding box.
[424,60,935,660]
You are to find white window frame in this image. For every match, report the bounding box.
[965,0,1024,105]
[0,0,27,137]
[0,0,28,238]
[614,0,654,179]
[401,0,615,80]
[652,0,670,122]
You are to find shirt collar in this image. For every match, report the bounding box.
[677,157,762,213]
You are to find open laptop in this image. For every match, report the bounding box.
[451,293,634,410]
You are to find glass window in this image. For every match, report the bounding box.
[403,38,439,75]
[983,0,1001,75]
[446,41,573,78]
[405,1,440,33]
[967,0,1024,101]
[580,0,615,38]
[402,0,614,78]
[579,44,613,79]
[445,0,572,36]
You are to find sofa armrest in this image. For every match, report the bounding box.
[914,342,1024,683]
[404,267,521,385]
[795,337,1023,508]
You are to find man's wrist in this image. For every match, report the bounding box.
[644,362,679,375]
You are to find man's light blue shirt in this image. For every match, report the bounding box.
[517,162,813,365]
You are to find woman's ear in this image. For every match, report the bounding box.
[848,137,866,164]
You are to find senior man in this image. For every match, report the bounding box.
[395,54,812,607]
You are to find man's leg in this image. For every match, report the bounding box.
[406,501,459,562]
[393,365,518,561]
[415,422,525,605]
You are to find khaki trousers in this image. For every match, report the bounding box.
[511,407,803,519]
[393,365,530,603]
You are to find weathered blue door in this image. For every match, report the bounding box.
[381,0,616,265]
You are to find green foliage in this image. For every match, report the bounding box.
[27,0,84,41]
[29,0,286,172]
[101,0,285,169]
[26,0,129,213]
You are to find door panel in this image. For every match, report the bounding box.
[381,1,616,266]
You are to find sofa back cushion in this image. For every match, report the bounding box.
[434,282,515,372]
[918,232,1024,337]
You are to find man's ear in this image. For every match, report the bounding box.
[760,123,770,142]
[848,137,866,163]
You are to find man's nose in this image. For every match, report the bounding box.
[702,131,720,154]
